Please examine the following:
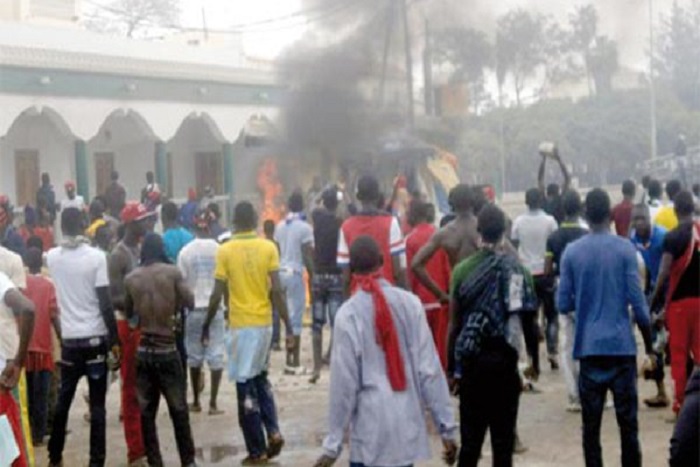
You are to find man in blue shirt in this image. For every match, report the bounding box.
[557,188,654,467]
[161,201,195,263]
[629,203,669,408]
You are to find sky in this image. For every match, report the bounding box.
[179,0,305,59]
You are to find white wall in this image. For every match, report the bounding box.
[0,112,74,206]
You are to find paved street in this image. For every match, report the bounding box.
[35,332,677,466]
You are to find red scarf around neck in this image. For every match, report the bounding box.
[353,271,407,391]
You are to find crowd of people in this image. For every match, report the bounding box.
[0,155,698,467]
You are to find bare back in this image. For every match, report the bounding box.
[438,215,480,266]
[125,263,193,348]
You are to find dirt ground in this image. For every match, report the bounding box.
[33,329,678,467]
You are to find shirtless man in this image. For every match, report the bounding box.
[125,233,197,467]
[109,202,152,466]
[411,184,479,304]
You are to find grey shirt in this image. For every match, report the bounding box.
[274,217,313,273]
[322,281,457,465]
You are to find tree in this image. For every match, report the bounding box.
[495,9,548,106]
[433,28,492,113]
[657,0,700,110]
[588,36,618,96]
[568,4,598,96]
[84,0,181,38]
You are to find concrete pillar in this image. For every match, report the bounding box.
[74,139,89,201]
[223,142,234,200]
[154,141,168,195]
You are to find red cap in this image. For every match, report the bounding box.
[120,202,153,224]
[64,180,76,190]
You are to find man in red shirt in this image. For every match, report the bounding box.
[23,247,60,446]
[612,179,636,237]
[405,201,451,370]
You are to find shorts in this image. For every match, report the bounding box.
[185,308,225,370]
[226,326,273,383]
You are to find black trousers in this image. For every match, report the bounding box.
[136,349,196,467]
[459,342,521,467]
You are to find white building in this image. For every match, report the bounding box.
[0,0,283,208]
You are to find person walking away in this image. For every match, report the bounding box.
[309,187,344,383]
[177,212,226,415]
[204,201,293,464]
[511,188,559,375]
[263,219,281,351]
[0,196,26,257]
[108,202,152,466]
[22,247,60,446]
[124,233,197,467]
[406,200,451,370]
[557,188,654,467]
[0,270,35,467]
[337,174,407,293]
[103,171,126,220]
[650,190,700,416]
[36,172,57,225]
[537,145,571,224]
[450,205,538,466]
[669,367,699,467]
[275,192,314,375]
[645,179,664,222]
[629,204,669,408]
[611,180,636,237]
[47,207,121,467]
[655,179,682,231]
[315,236,458,467]
[162,201,195,263]
[543,190,588,412]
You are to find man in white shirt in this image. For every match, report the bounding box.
[178,212,225,414]
[47,208,119,467]
[511,188,558,377]
[0,270,35,467]
[59,180,85,212]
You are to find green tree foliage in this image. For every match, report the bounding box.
[657,0,700,109]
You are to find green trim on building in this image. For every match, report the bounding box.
[0,65,286,106]
[223,142,234,199]
[74,140,89,201]
[154,141,168,195]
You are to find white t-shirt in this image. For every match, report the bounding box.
[0,271,19,370]
[275,217,314,273]
[337,215,407,268]
[47,244,109,339]
[511,209,558,275]
[61,195,85,211]
[178,238,219,309]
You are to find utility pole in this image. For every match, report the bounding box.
[422,17,433,116]
[649,0,657,159]
[201,7,209,42]
[379,0,395,108]
[399,0,414,128]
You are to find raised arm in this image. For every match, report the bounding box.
[554,150,571,191]
[537,156,547,192]
[411,232,450,304]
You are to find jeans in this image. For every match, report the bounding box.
[579,356,640,467]
[26,369,52,443]
[534,275,558,357]
[136,349,196,467]
[48,340,108,467]
[311,273,343,333]
[281,270,306,336]
[117,320,146,462]
[520,310,540,375]
[560,313,579,403]
[236,373,280,458]
[459,340,520,467]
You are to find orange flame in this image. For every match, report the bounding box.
[257,158,284,224]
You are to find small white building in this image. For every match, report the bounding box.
[0,1,283,208]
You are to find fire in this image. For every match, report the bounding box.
[256,158,284,224]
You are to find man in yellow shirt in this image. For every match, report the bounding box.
[655,179,682,230]
[203,201,293,465]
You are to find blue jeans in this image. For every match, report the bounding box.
[579,356,641,467]
[311,273,343,334]
[48,340,108,467]
[236,373,280,458]
[280,270,306,336]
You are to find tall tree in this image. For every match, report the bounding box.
[568,4,598,96]
[657,0,700,110]
[588,36,619,96]
[495,9,548,106]
[84,0,181,38]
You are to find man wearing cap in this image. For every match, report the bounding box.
[108,202,153,466]
[60,181,85,212]
[0,196,26,257]
[177,211,226,415]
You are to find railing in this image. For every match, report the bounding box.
[636,146,700,182]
